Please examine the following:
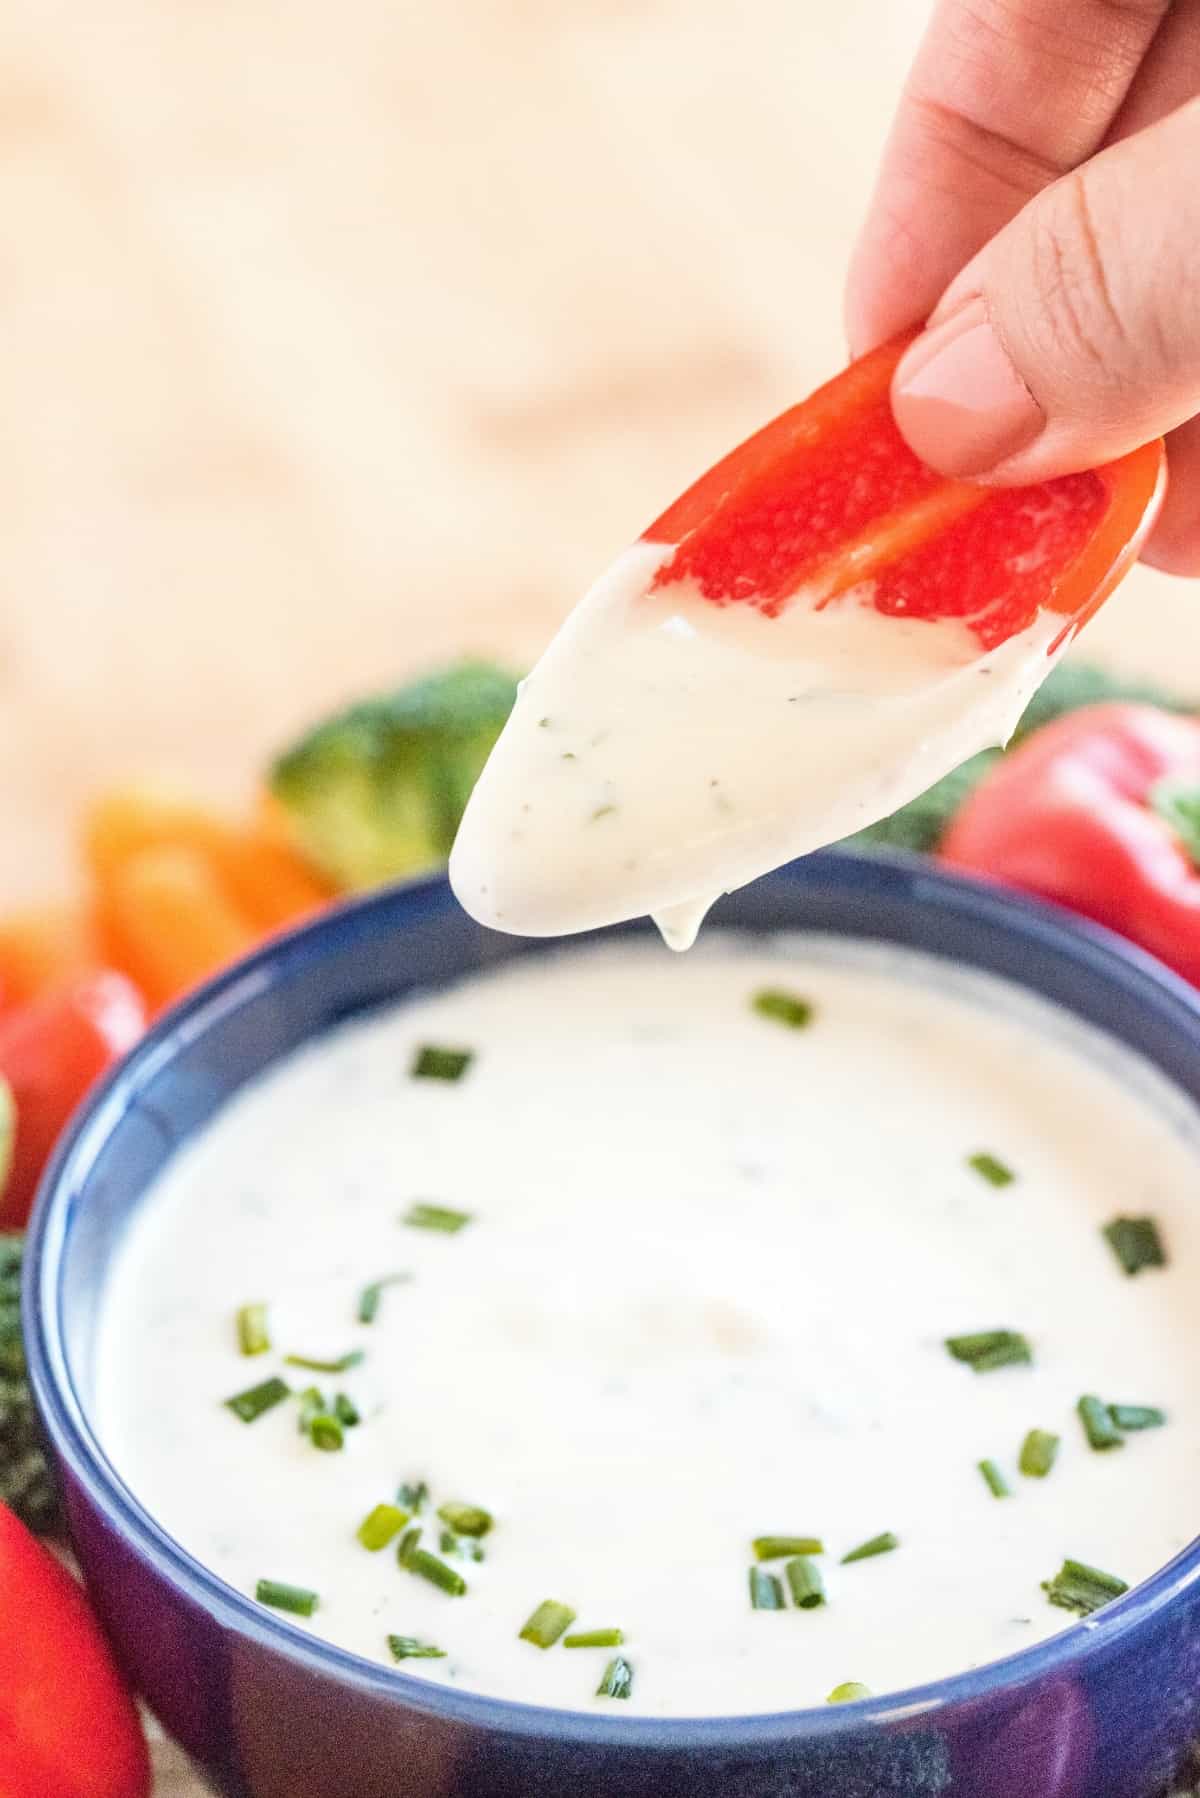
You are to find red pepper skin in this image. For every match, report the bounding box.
[0,1504,151,1798]
[0,972,147,1229]
[941,704,1200,985]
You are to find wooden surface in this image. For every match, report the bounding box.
[2,3,1196,1790]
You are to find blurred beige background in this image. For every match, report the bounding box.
[2,0,1195,909]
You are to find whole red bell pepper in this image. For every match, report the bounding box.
[941,703,1200,986]
[0,1502,151,1797]
[0,972,146,1229]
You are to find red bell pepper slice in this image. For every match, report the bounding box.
[0,972,146,1229]
[0,1503,150,1798]
[941,703,1200,985]
[645,333,1165,650]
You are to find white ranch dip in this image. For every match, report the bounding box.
[97,936,1200,1717]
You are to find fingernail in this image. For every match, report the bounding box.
[892,298,1044,476]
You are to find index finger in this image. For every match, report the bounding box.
[844,0,1170,355]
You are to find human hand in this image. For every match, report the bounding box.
[845,0,1200,574]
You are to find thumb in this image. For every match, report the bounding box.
[890,97,1200,483]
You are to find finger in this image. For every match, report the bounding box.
[844,0,1170,355]
[1105,0,1200,143]
[889,98,1200,484]
[1145,419,1200,576]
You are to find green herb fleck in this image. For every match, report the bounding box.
[1103,1216,1166,1276]
[403,1203,473,1235]
[1019,1429,1060,1478]
[358,1504,409,1552]
[236,1303,270,1356]
[437,1501,492,1538]
[333,1392,360,1427]
[224,1376,290,1424]
[749,1566,785,1611]
[1043,1558,1129,1616]
[785,1557,826,1609]
[945,1330,1032,1372]
[397,1480,428,1513]
[440,1530,485,1562]
[1110,1403,1167,1432]
[309,1412,344,1453]
[388,1635,446,1661]
[520,1600,576,1648]
[596,1655,634,1699]
[752,1535,824,1561]
[404,1549,467,1596]
[285,1349,365,1374]
[978,1459,1011,1498]
[256,1579,318,1617]
[967,1152,1015,1188]
[1078,1395,1124,1453]
[564,1628,624,1649]
[296,1386,326,1432]
[591,804,617,822]
[752,989,814,1030]
[841,1532,898,1565]
[827,1682,872,1704]
[358,1274,410,1325]
[412,1045,474,1082]
[396,1527,422,1566]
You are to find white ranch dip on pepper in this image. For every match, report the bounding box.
[97,935,1200,1717]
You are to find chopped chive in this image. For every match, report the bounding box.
[1042,1558,1129,1617]
[785,1557,826,1609]
[978,1459,1011,1499]
[357,1504,409,1552]
[358,1274,410,1325]
[841,1532,899,1565]
[396,1527,422,1566]
[1078,1395,1124,1453]
[388,1635,446,1661]
[752,1535,824,1561]
[411,1045,474,1083]
[967,1152,1015,1188]
[256,1579,318,1617]
[596,1655,634,1700]
[285,1349,365,1374]
[1103,1215,1166,1276]
[236,1303,271,1356]
[404,1549,467,1597]
[437,1501,493,1538]
[439,1530,485,1562]
[520,1600,576,1648]
[752,988,814,1030]
[591,805,617,822]
[309,1412,344,1453]
[827,1682,872,1704]
[945,1330,1032,1372]
[333,1392,360,1427]
[397,1480,428,1513]
[297,1386,326,1433]
[224,1375,290,1423]
[748,1567,786,1611]
[402,1202,473,1235]
[564,1629,624,1649]
[1019,1429,1060,1479]
[1110,1403,1167,1432]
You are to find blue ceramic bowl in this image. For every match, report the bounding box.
[25,851,1200,1798]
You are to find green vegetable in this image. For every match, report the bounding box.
[437,1501,493,1538]
[1078,1394,1123,1453]
[520,1600,576,1647]
[596,1655,634,1699]
[748,1567,785,1610]
[388,1635,446,1661]
[269,659,520,888]
[827,1682,872,1704]
[1019,1429,1060,1478]
[1103,1215,1166,1276]
[563,1628,624,1648]
[1042,1558,1128,1616]
[967,1152,1015,1189]
[236,1303,270,1356]
[945,1330,1032,1372]
[1109,1403,1167,1432]
[256,1579,318,1617]
[841,1532,898,1564]
[752,1535,824,1561]
[357,1504,409,1551]
[785,1557,826,1609]
[225,1375,291,1425]
[0,1234,60,1533]
[978,1459,1011,1499]
[403,1202,473,1234]
[751,989,814,1030]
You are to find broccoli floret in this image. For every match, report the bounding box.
[268,660,519,889]
[0,1233,60,1534]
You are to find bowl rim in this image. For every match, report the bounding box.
[25,849,1200,1752]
